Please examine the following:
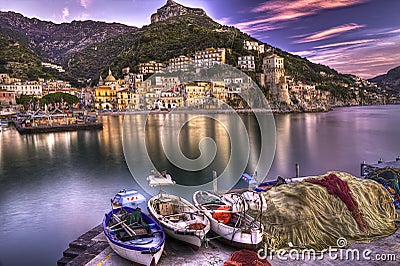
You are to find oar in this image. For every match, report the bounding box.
[107,220,126,229]
[112,214,136,236]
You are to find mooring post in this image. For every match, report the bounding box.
[295,163,299,178]
[361,160,366,177]
[212,170,217,193]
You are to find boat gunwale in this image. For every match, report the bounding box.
[103,206,165,252]
[148,194,210,236]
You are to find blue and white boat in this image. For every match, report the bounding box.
[241,172,305,192]
[0,120,8,131]
[111,189,147,208]
[103,191,165,266]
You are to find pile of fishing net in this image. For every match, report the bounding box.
[224,249,271,266]
[366,167,400,209]
[256,171,398,250]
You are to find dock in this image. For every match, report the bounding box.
[57,224,237,266]
[13,120,103,134]
[361,157,400,177]
[58,213,400,266]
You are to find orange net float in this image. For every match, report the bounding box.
[188,222,206,230]
[212,205,232,224]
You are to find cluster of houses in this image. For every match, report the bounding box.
[95,43,329,110]
[94,68,250,110]
[1,41,389,111]
[0,74,93,108]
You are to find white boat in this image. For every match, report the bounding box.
[147,170,175,187]
[147,170,210,249]
[148,193,210,249]
[241,191,268,212]
[193,190,264,249]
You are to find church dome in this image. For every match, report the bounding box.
[105,68,116,82]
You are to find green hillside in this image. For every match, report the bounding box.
[0,37,54,80]
[67,14,354,96]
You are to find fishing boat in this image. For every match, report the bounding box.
[254,176,307,192]
[193,190,264,249]
[147,170,210,249]
[148,193,210,250]
[147,170,175,187]
[103,191,165,266]
[0,120,8,131]
[241,191,268,212]
[111,189,147,208]
[241,172,306,192]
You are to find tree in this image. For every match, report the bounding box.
[40,92,79,107]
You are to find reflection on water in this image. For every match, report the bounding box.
[270,105,400,179]
[145,114,232,185]
[0,105,400,265]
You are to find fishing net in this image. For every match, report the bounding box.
[306,173,368,234]
[366,167,400,209]
[224,249,271,266]
[254,172,398,251]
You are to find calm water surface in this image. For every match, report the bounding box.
[0,105,399,265]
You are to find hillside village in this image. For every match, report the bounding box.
[1,0,399,113]
[1,40,397,113]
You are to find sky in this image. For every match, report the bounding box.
[0,0,399,79]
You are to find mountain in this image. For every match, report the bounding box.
[151,0,207,23]
[0,37,55,80]
[370,66,400,90]
[1,0,356,100]
[0,11,137,64]
[67,3,351,98]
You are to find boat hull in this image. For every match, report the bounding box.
[148,194,210,249]
[193,191,264,249]
[206,214,263,249]
[162,226,203,249]
[106,238,164,266]
[103,207,165,266]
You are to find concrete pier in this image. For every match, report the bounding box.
[58,214,400,266]
[57,224,237,266]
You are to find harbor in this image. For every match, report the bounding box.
[58,216,400,266]
[1,106,400,266]
[57,218,400,266]
[56,170,400,266]
[1,0,400,264]
[57,161,400,266]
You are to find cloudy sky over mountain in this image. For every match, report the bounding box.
[1,0,398,78]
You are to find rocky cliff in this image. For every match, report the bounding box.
[370,66,400,91]
[151,0,207,23]
[0,11,137,64]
